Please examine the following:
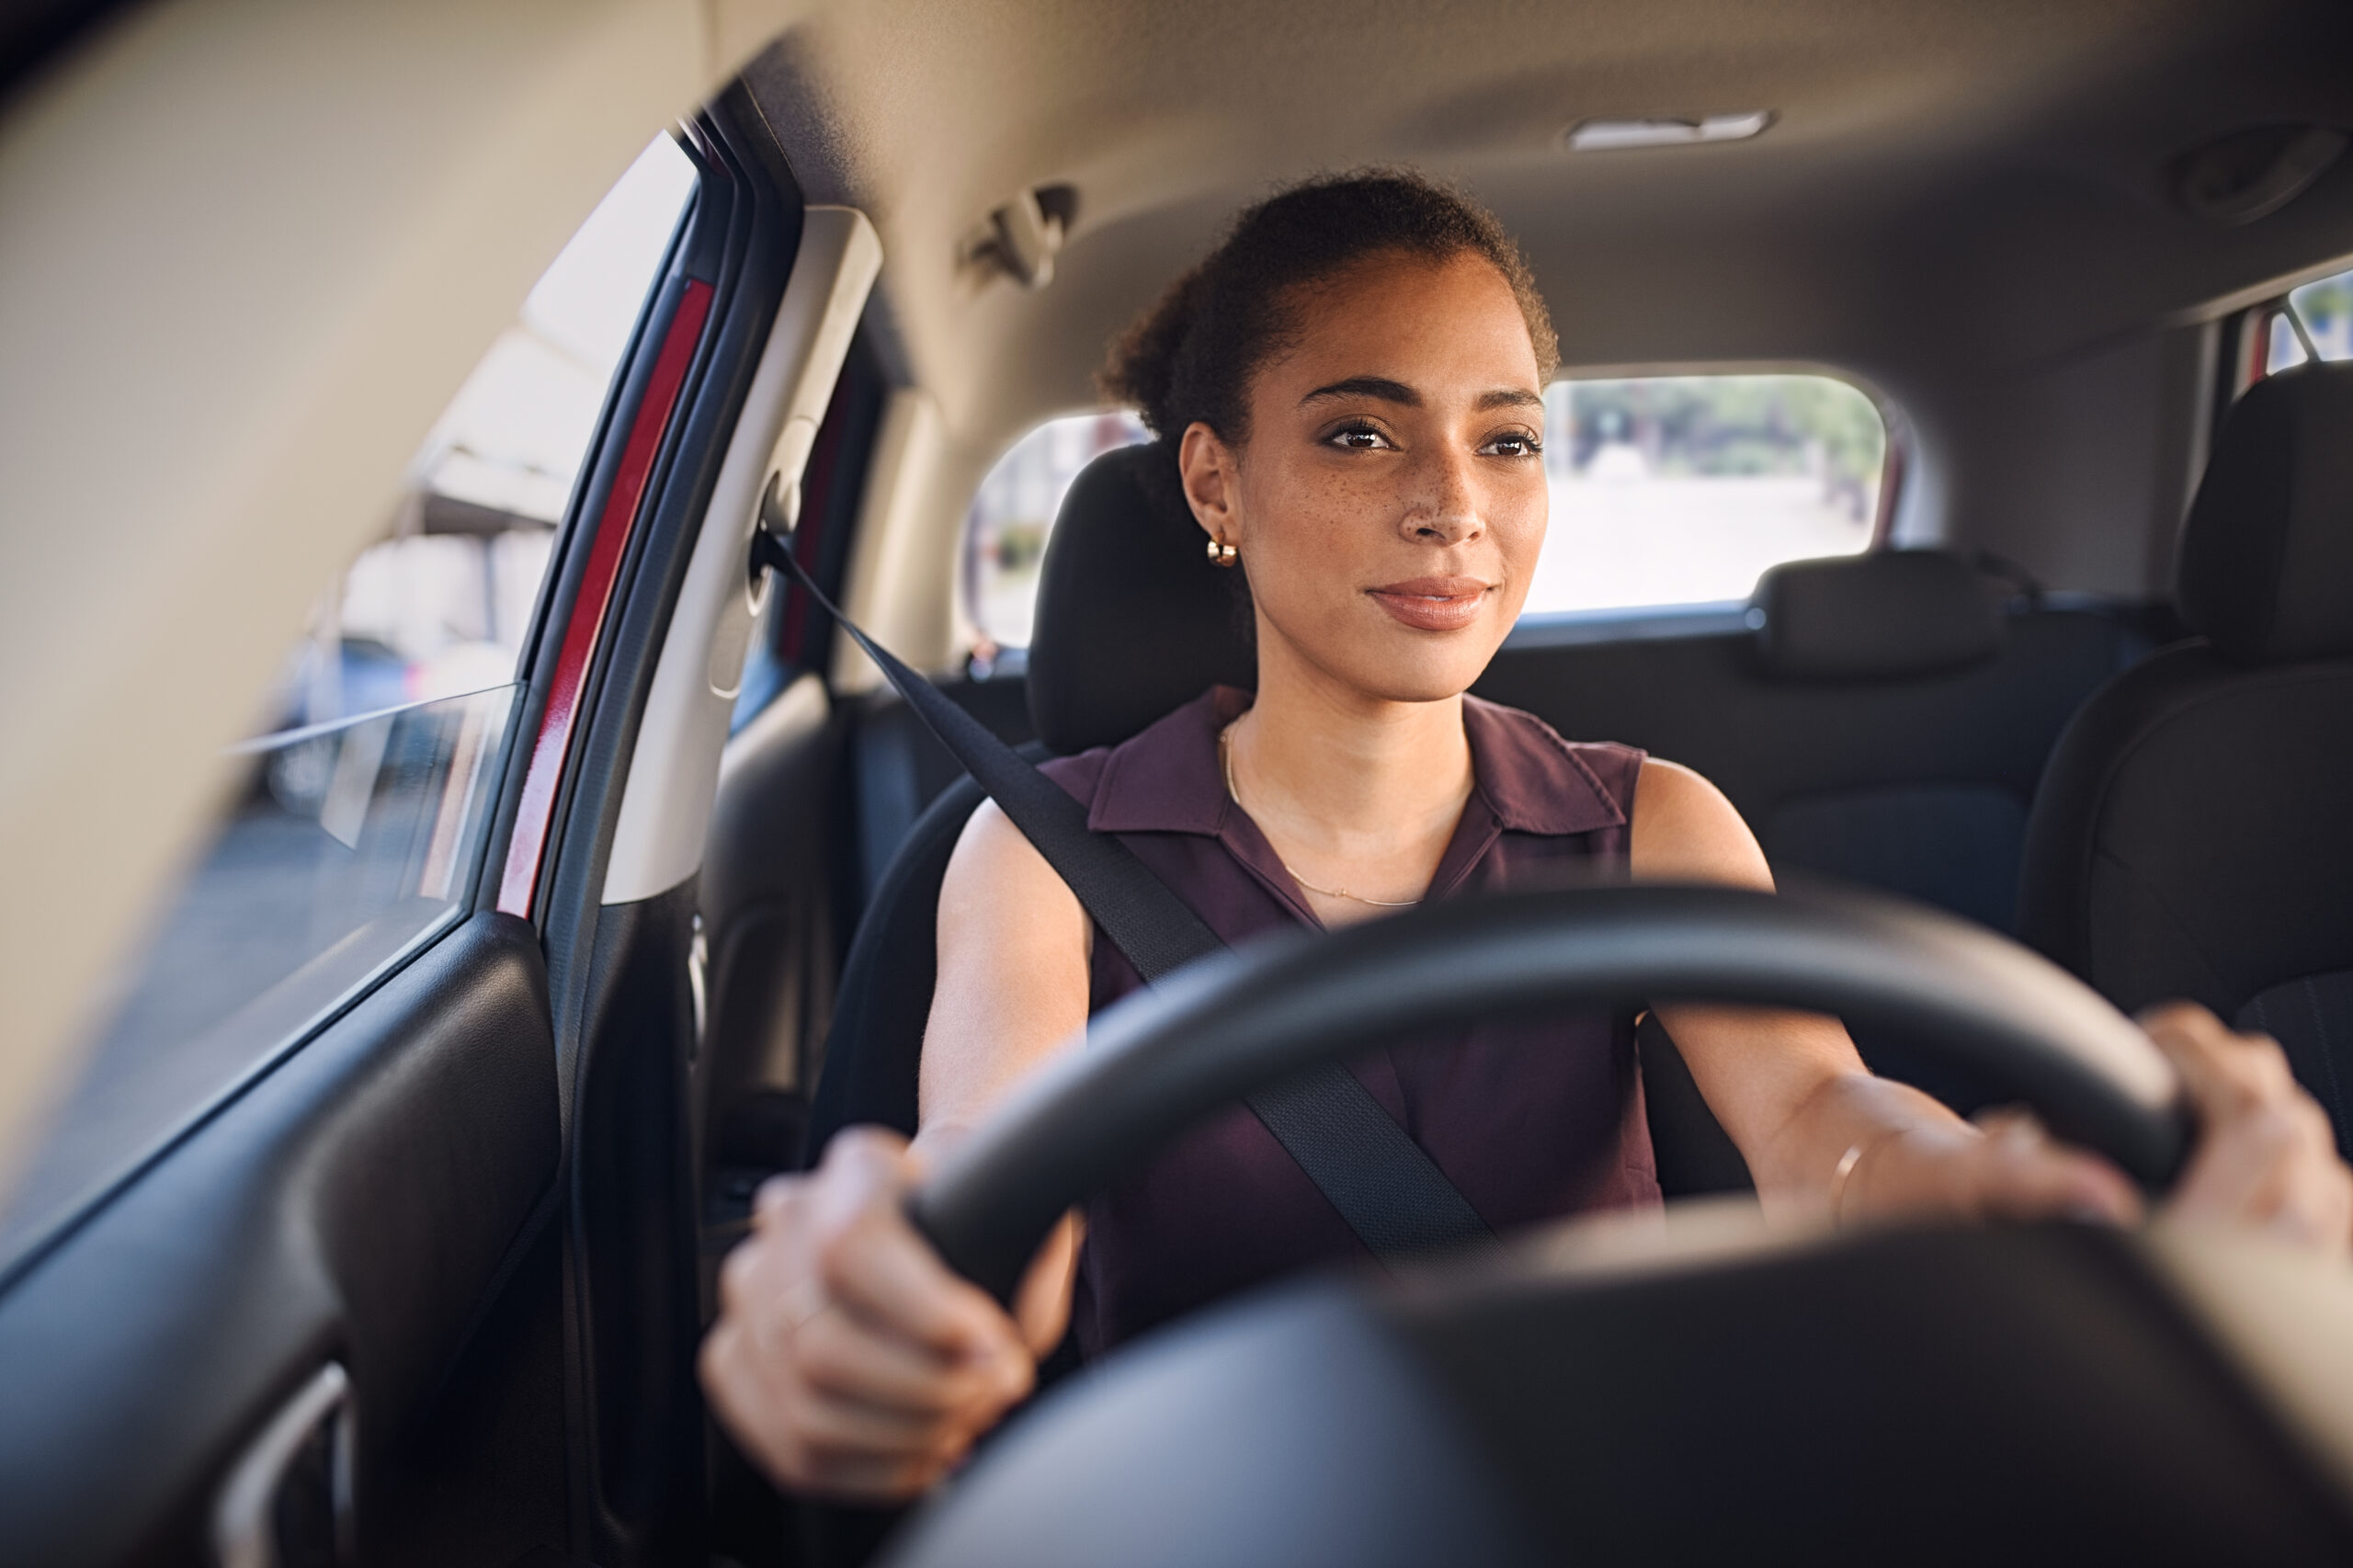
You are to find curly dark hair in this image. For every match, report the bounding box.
[1098,169,1559,443]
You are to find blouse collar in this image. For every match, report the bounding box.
[1085,686,1629,840]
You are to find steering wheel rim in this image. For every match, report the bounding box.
[910,882,2190,1303]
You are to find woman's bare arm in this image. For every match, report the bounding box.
[919,801,1094,1346]
[701,801,1095,1501]
[1632,758,2139,1225]
[920,800,1095,1142]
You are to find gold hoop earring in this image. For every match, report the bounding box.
[1207,538,1238,568]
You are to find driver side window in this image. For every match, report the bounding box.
[0,136,699,1284]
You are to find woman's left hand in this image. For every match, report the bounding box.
[2140,1001,2353,1254]
[1847,1003,2352,1257]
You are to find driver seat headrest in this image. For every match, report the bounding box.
[1027,441,1255,755]
[2178,361,2353,665]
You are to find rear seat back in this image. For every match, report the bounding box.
[1475,556,2147,933]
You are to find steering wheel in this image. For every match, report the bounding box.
[881,886,2325,1568]
[909,881,2189,1303]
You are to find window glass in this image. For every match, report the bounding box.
[963,411,1149,649]
[1524,373,1887,615]
[283,135,699,728]
[2266,265,2353,372]
[0,135,698,1281]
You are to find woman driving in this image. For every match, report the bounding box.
[701,171,2353,1502]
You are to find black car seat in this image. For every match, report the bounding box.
[803,443,1246,1159]
[2018,362,2353,1153]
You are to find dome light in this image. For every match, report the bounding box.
[1564,111,1773,152]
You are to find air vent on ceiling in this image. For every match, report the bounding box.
[1564,112,1772,153]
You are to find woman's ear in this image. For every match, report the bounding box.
[1177,422,1240,546]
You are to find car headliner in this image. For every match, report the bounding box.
[2,0,2350,1203]
[739,0,2353,464]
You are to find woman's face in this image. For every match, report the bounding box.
[1178,249,1549,705]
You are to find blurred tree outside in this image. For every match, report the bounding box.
[1559,374,1886,500]
[1528,371,1887,613]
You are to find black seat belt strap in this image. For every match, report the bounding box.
[753,501,1502,1268]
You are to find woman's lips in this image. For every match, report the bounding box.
[1366,576,1493,632]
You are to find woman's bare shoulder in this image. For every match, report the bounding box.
[1629,757,1772,890]
[923,800,1097,1129]
[938,800,1089,951]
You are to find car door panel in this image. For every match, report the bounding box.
[0,912,559,1566]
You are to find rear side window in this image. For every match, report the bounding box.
[1524,372,1889,616]
[960,371,1888,649]
[2266,264,2353,370]
[963,411,1148,651]
[0,136,699,1281]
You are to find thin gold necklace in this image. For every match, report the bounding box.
[1218,724,1421,908]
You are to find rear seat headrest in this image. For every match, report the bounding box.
[1749,551,2003,681]
[1028,441,1255,755]
[2178,361,2353,665]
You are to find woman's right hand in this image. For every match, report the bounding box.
[699,1127,1050,1501]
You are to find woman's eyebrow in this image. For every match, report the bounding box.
[1300,374,1420,407]
[1298,376,1544,413]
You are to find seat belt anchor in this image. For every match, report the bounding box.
[750,470,801,588]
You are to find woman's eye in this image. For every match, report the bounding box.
[1325,424,1392,451]
[1482,432,1541,459]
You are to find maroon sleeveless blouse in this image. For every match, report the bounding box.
[1038,687,1660,1355]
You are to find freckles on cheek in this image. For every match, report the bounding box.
[1251,471,1374,573]
[1296,470,1396,550]
[1295,515,1389,610]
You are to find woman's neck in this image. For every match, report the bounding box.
[1224,625,1475,909]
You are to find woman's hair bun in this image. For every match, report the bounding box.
[1098,264,1206,439]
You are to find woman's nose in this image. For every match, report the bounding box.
[1398,448,1483,546]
